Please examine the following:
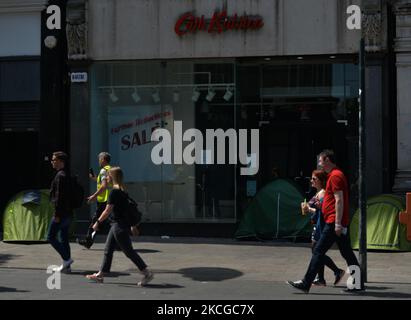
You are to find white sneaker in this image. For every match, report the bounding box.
[52,265,71,274]
[138,269,154,287]
[52,259,73,273]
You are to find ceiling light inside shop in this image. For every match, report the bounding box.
[264,57,271,61]
[192,87,201,102]
[223,87,234,101]
[109,88,119,103]
[131,88,141,103]
[297,56,304,60]
[152,89,161,104]
[330,56,336,59]
[206,87,216,102]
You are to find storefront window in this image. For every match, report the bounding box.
[237,59,359,195]
[90,58,358,223]
[90,60,236,223]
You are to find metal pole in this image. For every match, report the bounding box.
[359,38,367,287]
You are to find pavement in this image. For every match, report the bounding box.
[0,236,411,300]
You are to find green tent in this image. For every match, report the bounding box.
[235,179,311,240]
[2,190,76,242]
[350,194,411,251]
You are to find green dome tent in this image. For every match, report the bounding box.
[2,190,76,242]
[235,179,311,240]
[350,194,411,251]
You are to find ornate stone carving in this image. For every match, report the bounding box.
[66,0,87,60]
[362,12,383,52]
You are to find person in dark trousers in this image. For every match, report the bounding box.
[301,169,345,287]
[287,150,361,293]
[78,152,112,249]
[85,167,153,286]
[48,151,74,273]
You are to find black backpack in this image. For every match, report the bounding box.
[125,194,143,226]
[69,175,85,209]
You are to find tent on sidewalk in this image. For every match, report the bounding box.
[350,194,411,251]
[2,190,75,242]
[235,179,311,240]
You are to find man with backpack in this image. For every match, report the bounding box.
[48,151,74,273]
[78,152,112,249]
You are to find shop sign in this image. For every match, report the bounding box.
[175,10,264,36]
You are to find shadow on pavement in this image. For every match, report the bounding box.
[0,254,21,265]
[0,266,45,271]
[0,286,30,293]
[143,283,185,289]
[0,266,131,279]
[179,267,243,282]
[70,271,131,277]
[113,283,184,289]
[136,249,161,254]
[86,248,161,254]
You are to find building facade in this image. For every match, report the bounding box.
[393,0,411,194]
[68,0,399,237]
[0,0,69,214]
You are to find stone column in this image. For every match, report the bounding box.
[67,0,91,232]
[393,1,411,194]
[361,0,386,196]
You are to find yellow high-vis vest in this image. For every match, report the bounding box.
[97,165,112,203]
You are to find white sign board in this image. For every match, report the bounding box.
[70,72,88,83]
[108,105,174,182]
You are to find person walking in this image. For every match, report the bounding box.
[48,151,74,273]
[78,152,112,249]
[287,149,361,293]
[301,169,345,287]
[85,167,154,286]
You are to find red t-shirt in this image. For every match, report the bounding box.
[322,168,350,227]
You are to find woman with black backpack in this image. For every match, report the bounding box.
[85,167,153,286]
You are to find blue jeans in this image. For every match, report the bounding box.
[303,222,359,287]
[47,216,72,261]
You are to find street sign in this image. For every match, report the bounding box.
[70,72,88,83]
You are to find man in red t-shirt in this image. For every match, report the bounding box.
[287,150,361,293]
[322,166,350,231]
